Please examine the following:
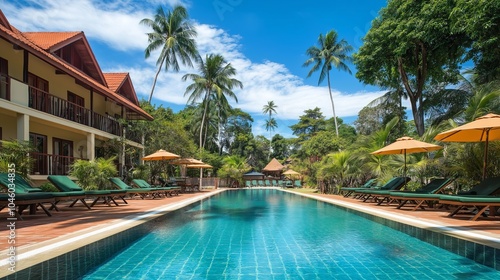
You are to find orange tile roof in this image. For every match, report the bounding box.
[0,14,153,121]
[22,32,81,50]
[103,73,128,92]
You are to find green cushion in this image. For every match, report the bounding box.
[48,175,83,192]
[132,179,151,189]
[390,192,442,199]
[459,177,500,195]
[109,177,132,190]
[0,192,53,201]
[457,196,500,203]
[0,173,42,193]
[49,191,86,197]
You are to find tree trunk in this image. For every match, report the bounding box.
[397,57,425,136]
[147,59,164,104]
[199,90,210,157]
[327,71,339,136]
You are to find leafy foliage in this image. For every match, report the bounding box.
[0,140,35,178]
[70,157,117,190]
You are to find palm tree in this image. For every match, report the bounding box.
[140,5,199,103]
[262,101,278,158]
[264,118,278,159]
[182,54,243,156]
[304,30,353,136]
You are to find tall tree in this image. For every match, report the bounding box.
[354,0,468,136]
[141,5,199,103]
[262,101,278,158]
[290,107,326,142]
[182,54,243,156]
[451,0,500,84]
[304,30,353,136]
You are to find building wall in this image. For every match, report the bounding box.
[0,38,23,80]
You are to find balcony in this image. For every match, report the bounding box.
[31,152,85,175]
[28,86,122,136]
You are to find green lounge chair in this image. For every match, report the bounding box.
[340,178,377,197]
[157,177,182,194]
[278,180,284,188]
[0,173,86,211]
[294,180,302,188]
[271,180,278,187]
[265,180,272,187]
[245,181,252,188]
[0,193,55,219]
[355,177,410,203]
[251,180,258,188]
[258,180,265,187]
[387,177,500,213]
[285,180,293,188]
[389,178,455,210]
[109,177,162,199]
[132,179,180,196]
[437,177,500,220]
[48,175,118,207]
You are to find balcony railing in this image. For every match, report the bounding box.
[28,86,122,136]
[30,152,85,175]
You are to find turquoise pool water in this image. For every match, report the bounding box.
[84,189,500,279]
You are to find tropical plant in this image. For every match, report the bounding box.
[182,53,243,157]
[69,157,117,190]
[304,30,353,136]
[264,118,278,159]
[0,140,35,178]
[262,101,278,158]
[217,155,250,186]
[140,5,199,103]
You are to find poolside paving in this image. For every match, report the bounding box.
[0,187,499,277]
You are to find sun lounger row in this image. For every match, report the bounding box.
[342,176,500,221]
[0,173,182,219]
[245,179,302,188]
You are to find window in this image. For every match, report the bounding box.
[0,57,9,100]
[53,138,73,175]
[29,133,47,175]
[28,73,49,111]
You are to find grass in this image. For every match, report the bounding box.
[288,187,318,194]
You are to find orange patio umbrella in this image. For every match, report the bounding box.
[142,149,180,161]
[434,113,500,180]
[185,162,213,189]
[371,136,442,179]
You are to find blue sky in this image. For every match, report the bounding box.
[3,0,389,138]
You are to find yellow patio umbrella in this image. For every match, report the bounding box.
[186,163,213,169]
[434,113,500,180]
[371,136,442,179]
[282,169,300,178]
[142,149,180,161]
[170,158,204,177]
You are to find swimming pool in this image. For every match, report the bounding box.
[83,189,500,279]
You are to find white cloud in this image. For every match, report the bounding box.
[4,0,385,136]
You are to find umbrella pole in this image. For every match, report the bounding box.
[199,168,203,190]
[404,151,407,179]
[483,129,490,180]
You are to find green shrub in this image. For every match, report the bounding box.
[39,182,59,192]
[69,157,117,190]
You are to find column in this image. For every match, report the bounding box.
[86,132,95,160]
[16,113,29,141]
